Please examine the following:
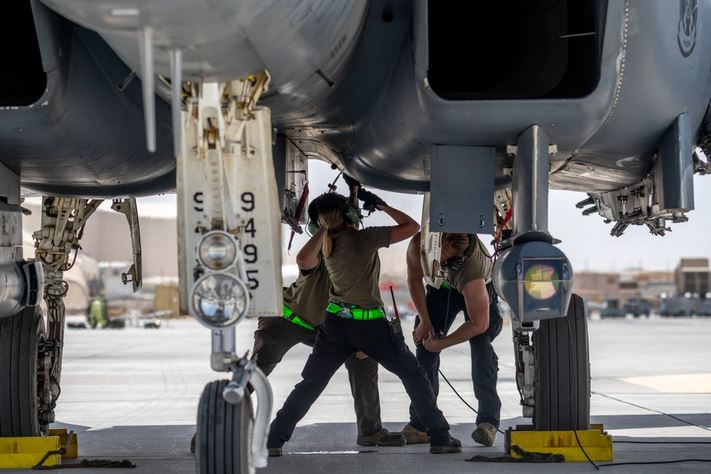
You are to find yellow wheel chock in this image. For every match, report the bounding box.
[0,428,77,469]
[505,424,613,462]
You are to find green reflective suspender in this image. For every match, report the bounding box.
[326,302,343,315]
[326,302,385,320]
[352,307,385,320]
[282,304,315,331]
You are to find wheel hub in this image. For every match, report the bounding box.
[36,337,54,432]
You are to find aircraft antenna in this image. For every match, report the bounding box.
[138,26,156,152]
[170,49,183,157]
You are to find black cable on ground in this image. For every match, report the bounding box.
[436,281,506,437]
[592,391,711,433]
[437,368,506,436]
[613,440,711,445]
[571,425,599,470]
[565,319,599,471]
[33,459,137,470]
[441,314,711,468]
[602,436,711,467]
[599,459,711,468]
[569,322,711,470]
[571,319,711,469]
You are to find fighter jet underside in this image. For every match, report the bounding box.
[0,1,710,473]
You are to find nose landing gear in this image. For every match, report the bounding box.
[533,294,590,431]
[196,380,255,474]
[494,125,590,430]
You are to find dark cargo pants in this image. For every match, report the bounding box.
[268,314,451,448]
[253,316,382,436]
[409,283,503,429]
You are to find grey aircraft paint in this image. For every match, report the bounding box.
[0,0,709,201]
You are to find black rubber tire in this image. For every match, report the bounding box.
[533,294,590,431]
[0,307,46,437]
[196,380,254,474]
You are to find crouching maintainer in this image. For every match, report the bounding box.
[402,232,503,447]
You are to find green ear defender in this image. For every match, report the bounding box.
[306,192,362,235]
[306,204,359,235]
[345,204,361,225]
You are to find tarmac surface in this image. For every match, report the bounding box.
[16,316,711,473]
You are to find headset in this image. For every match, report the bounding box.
[441,234,479,272]
[306,193,360,235]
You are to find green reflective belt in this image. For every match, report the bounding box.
[326,302,385,320]
[282,304,315,331]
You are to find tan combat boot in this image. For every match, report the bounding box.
[429,435,462,454]
[357,428,406,446]
[471,422,497,447]
[400,423,429,444]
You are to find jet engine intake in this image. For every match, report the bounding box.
[0,1,46,106]
[426,0,606,100]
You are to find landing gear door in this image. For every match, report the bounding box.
[279,138,309,231]
[224,108,282,317]
[177,109,207,315]
[420,193,444,288]
[177,103,282,317]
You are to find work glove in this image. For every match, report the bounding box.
[357,188,387,212]
[342,174,361,189]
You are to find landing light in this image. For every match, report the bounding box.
[493,241,572,322]
[190,273,249,329]
[523,263,560,300]
[519,257,569,319]
[198,231,238,271]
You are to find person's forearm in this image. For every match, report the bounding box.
[296,228,325,269]
[439,320,487,349]
[379,204,417,226]
[443,279,490,348]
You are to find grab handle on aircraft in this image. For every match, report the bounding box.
[111,198,143,292]
[248,366,273,469]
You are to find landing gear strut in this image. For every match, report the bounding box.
[33,197,103,425]
[494,125,590,429]
[177,74,279,473]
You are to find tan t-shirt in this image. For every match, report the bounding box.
[447,235,493,291]
[323,226,392,308]
[282,258,331,327]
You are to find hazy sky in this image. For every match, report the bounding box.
[136,160,711,272]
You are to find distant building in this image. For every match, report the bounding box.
[675,258,710,297]
[573,269,676,307]
[23,202,178,279]
[639,280,676,302]
[618,280,641,302]
[573,272,619,303]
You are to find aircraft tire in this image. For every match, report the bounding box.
[196,380,253,474]
[533,294,591,431]
[0,307,47,436]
